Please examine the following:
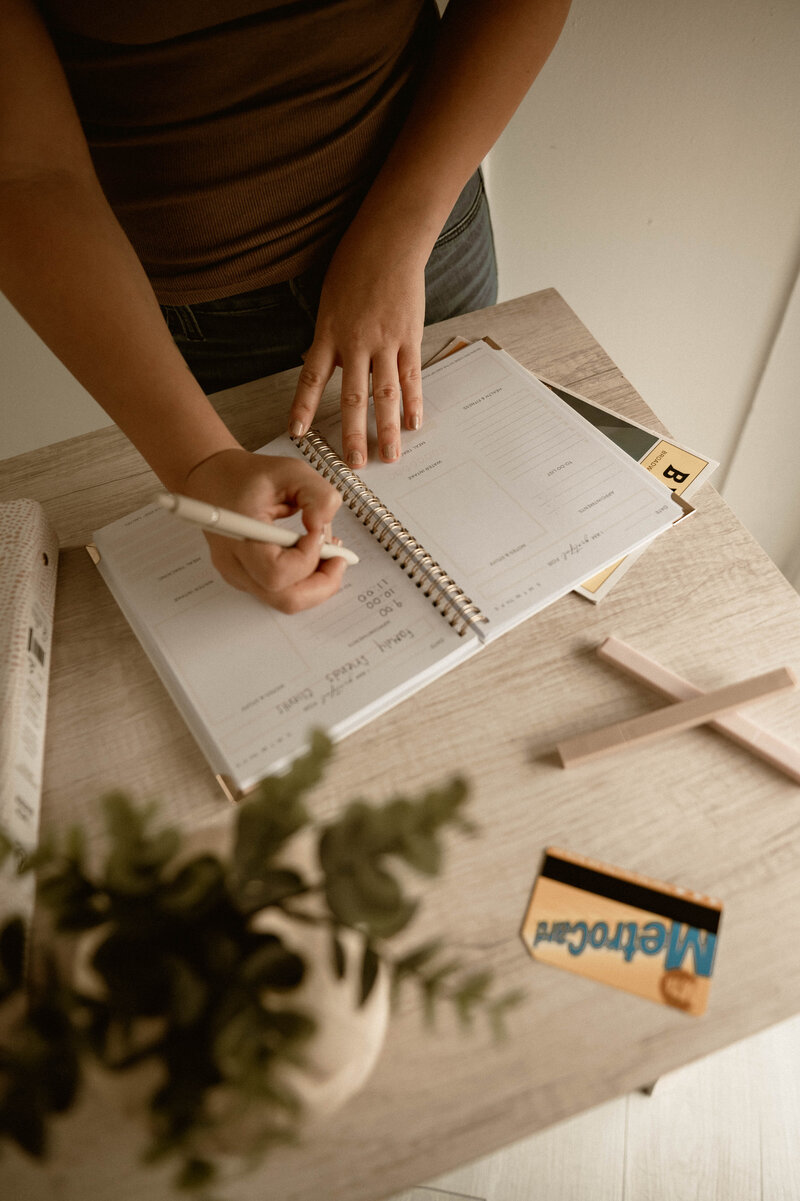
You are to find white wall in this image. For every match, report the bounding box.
[3,0,800,579]
[485,0,800,490]
[723,266,800,580]
[1,293,112,457]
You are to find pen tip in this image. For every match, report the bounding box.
[156,492,177,511]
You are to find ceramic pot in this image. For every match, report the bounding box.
[68,818,390,1155]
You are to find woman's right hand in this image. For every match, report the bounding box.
[183,448,349,612]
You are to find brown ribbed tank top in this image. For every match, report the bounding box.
[40,0,438,303]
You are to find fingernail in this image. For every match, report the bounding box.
[289,420,305,438]
[411,414,421,431]
[347,450,364,468]
[382,444,398,461]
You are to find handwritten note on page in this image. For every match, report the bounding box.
[94,498,477,793]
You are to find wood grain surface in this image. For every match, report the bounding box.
[2,290,800,1201]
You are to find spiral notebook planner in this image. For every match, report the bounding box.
[91,340,681,795]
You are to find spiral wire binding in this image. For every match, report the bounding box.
[294,431,488,637]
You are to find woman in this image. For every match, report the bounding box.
[0,0,571,611]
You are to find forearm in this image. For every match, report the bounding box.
[351,0,572,257]
[0,170,238,489]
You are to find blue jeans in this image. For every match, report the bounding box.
[161,169,497,393]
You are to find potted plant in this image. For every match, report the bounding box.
[0,732,521,1196]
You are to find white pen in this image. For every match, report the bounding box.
[156,492,359,565]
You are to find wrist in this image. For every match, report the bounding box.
[177,443,244,494]
[345,185,448,270]
[137,397,241,493]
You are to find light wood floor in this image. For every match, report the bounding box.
[389,1013,800,1201]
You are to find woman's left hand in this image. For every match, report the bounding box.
[287,220,427,469]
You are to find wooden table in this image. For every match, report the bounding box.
[3,290,800,1200]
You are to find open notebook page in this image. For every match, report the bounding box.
[93,481,478,794]
[313,340,678,639]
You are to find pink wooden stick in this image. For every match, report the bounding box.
[557,659,797,769]
[595,636,800,782]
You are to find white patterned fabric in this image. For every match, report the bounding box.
[0,499,59,918]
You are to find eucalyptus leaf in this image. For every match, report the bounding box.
[103,794,166,861]
[422,979,439,1027]
[101,791,144,841]
[0,916,25,995]
[352,860,403,911]
[247,1074,304,1115]
[453,970,493,1028]
[422,959,462,990]
[101,793,181,895]
[161,856,226,917]
[104,828,181,896]
[212,1006,262,1078]
[397,830,441,875]
[166,957,209,1027]
[0,827,13,869]
[176,1156,216,1191]
[237,868,306,912]
[141,1129,183,1164]
[65,824,86,867]
[92,932,170,1016]
[330,931,346,980]
[487,989,526,1041]
[316,811,355,873]
[241,938,305,992]
[17,838,56,874]
[1,1083,47,1158]
[278,728,334,795]
[202,928,244,978]
[233,732,332,898]
[322,870,364,928]
[319,778,471,891]
[255,1007,315,1047]
[359,896,418,940]
[359,943,379,1006]
[41,1038,81,1113]
[393,939,443,976]
[233,797,308,900]
[381,798,414,836]
[325,866,417,937]
[454,993,474,1028]
[150,1069,207,1142]
[455,970,492,1001]
[414,781,469,838]
[36,863,101,932]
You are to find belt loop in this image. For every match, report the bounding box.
[162,303,205,341]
